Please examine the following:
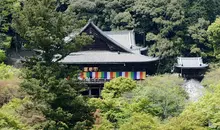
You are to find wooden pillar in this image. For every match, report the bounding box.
[99,87,101,97]
[181,68,183,77]
[89,87,91,97]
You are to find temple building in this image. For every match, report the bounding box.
[60,21,159,97]
[174,57,208,79]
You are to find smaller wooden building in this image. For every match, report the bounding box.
[175,57,208,79]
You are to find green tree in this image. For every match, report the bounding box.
[202,67,220,88]
[21,63,94,129]
[161,83,220,130]
[0,98,29,130]
[12,0,93,63]
[0,63,20,80]
[0,0,21,62]
[92,116,114,130]
[67,0,220,66]
[0,97,45,129]
[131,0,186,73]
[183,0,220,23]
[208,18,220,59]
[69,0,135,31]
[186,18,212,58]
[119,113,159,130]
[132,74,187,119]
[12,0,95,129]
[133,0,184,58]
[89,77,137,129]
[102,77,137,99]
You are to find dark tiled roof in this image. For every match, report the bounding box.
[60,51,159,64]
[64,21,146,54]
[61,21,159,64]
[80,21,133,53]
[175,57,208,69]
[103,31,143,54]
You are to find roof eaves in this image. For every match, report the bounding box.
[140,47,148,51]
[175,57,209,68]
[130,30,136,47]
[91,22,134,53]
[60,60,159,64]
[175,65,209,69]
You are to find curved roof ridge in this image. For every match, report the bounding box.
[103,30,134,33]
[103,30,138,50]
[177,57,203,59]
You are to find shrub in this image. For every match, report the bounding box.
[119,113,159,130]
[202,68,220,88]
[0,63,20,79]
[132,74,187,119]
[0,50,6,62]
[102,77,137,99]
[160,83,220,130]
[0,98,28,130]
[0,64,21,106]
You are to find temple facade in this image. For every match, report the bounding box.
[60,21,159,97]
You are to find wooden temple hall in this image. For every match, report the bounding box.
[60,21,159,97]
[174,57,208,80]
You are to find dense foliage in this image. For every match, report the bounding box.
[12,0,93,63]
[1,64,220,129]
[20,63,94,129]
[0,63,20,79]
[0,63,21,107]
[202,66,220,88]
[6,0,94,129]
[88,75,220,130]
[0,0,220,70]
[208,18,220,59]
[88,75,187,129]
[160,83,220,130]
[1,0,220,130]
[0,0,18,62]
[67,0,220,71]
[133,75,187,119]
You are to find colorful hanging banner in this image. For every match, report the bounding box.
[79,72,146,80]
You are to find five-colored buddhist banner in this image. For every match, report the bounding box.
[79,72,146,80]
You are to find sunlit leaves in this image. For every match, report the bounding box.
[12,0,93,63]
[208,18,220,58]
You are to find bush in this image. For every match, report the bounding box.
[0,50,6,62]
[160,83,220,130]
[202,68,220,88]
[0,97,46,129]
[132,74,187,119]
[119,113,159,130]
[0,63,20,79]
[0,64,21,106]
[0,83,21,107]
[89,77,137,129]
[102,77,137,98]
[0,98,28,130]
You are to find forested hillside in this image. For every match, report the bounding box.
[1,0,220,129]
[1,0,220,65]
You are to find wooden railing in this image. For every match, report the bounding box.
[80,79,111,84]
[79,71,146,80]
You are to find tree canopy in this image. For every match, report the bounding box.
[208,18,220,59]
[12,0,93,63]
[1,0,220,129]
